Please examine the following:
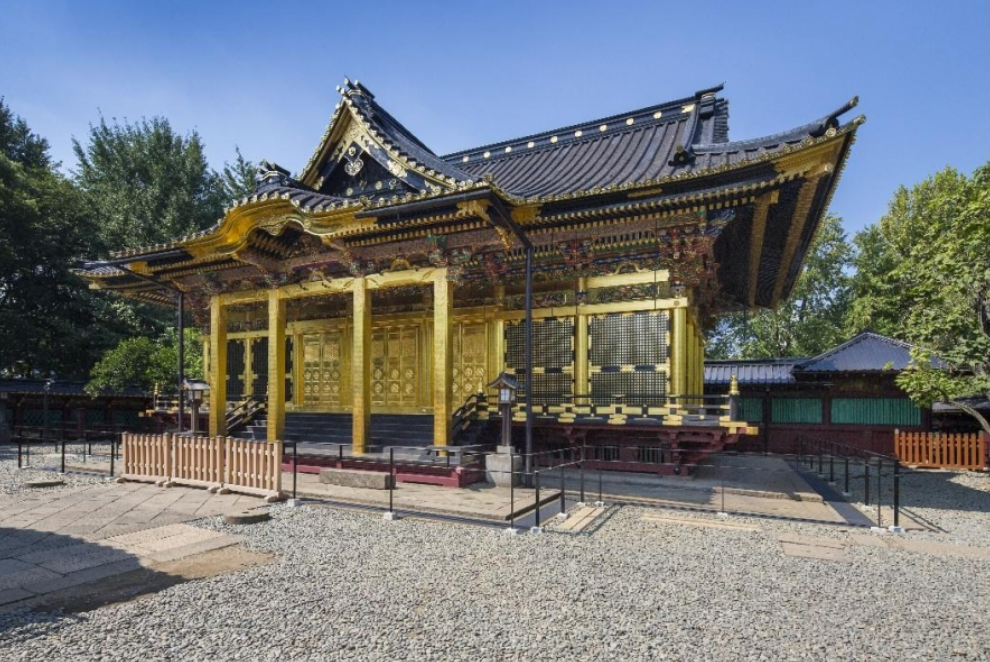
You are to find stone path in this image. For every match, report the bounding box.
[0,482,261,607]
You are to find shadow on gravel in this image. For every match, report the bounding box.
[894,470,990,514]
[0,526,180,634]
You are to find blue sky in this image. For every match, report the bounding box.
[1,1,987,237]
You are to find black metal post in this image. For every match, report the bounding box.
[509,451,516,530]
[829,447,834,484]
[579,444,586,504]
[893,460,901,527]
[523,246,534,480]
[388,448,394,515]
[533,470,541,528]
[844,455,850,495]
[60,437,66,474]
[43,381,50,442]
[598,455,603,504]
[17,438,22,469]
[109,440,115,477]
[864,459,871,506]
[293,441,298,500]
[876,459,883,528]
[559,457,566,515]
[177,291,185,434]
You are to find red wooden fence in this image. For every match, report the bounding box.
[895,431,988,470]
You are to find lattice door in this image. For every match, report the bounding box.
[372,326,418,407]
[505,317,574,405]
[588,311,669,405]
[453,323,488,403]
[226,339,246,398]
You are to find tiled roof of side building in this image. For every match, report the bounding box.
[704,358,805,385]
[797,330,942,372]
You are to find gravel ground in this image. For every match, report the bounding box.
[802,456,990,546]
[1,469,987,662]
[0,452,109,495]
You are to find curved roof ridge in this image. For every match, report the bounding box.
[442,84,722,160]
[695,96,860,154]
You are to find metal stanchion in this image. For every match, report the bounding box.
[844,455,850,495]
[60,438,66,474]
[864,459,871,507]
[892,461,902,530]
[533,471,542,530]
[559,457,566,516]
[876,458,883,528]
[509,454,516,532]
[292,442,298,500]
[818,440,823,475]
[829,446,834,484]
[17,439,22,469]
[388,448,394,515]
[597,455,604,506]
[109,440,115,477]
[579,445,586,504]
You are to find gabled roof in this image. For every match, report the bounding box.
[298,79,472,193]
[797,331,931,373]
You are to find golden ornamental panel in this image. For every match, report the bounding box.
[301,331,348,407]
[453,323,488,404]
[372,326,419,407]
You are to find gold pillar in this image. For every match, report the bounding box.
[491,286,506,382]
[208,296,228,436]
[352,277,371,454]
[574,277,589,396]
[672,305,687,402]
[433,269,453,446]
[266,289,286,441]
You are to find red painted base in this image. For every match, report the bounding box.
[281,455,486,488]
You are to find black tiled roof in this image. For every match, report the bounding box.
[797,331,935,372]
[347,90,472,184]
[442,87,854,199]
[705,358,803,385]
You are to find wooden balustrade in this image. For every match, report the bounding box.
[121,433,283,500]
[895,431,988,470]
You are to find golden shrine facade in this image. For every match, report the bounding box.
[78,80,862,454]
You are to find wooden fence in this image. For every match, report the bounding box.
[895,431,988,470]
[122,433,283,500]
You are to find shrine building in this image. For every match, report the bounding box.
[77,79,862,469]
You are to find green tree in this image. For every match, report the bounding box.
[0,100,105,378]
[706,214,853,359]
[86,328,202,396]
[72,115,226,253]
[219,146,257,203]
[876,164,990,433]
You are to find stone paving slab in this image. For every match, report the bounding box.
[0,480,261,608]
[779,541,851,562]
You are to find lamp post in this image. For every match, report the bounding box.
[487,373,521,488]
[182,379,209,436]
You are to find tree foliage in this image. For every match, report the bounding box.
[866,164,990,433]
[706,214,853,359]
[85,328,202,396]
[72,115,226,253]
[0,100,104,378]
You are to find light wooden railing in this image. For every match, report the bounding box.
[895,431,988,470]
[121,433,283,500]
